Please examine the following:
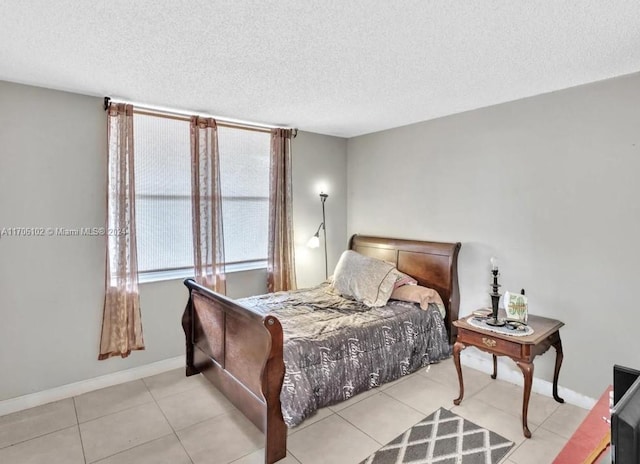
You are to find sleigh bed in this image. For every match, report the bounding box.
[181,235,461,463]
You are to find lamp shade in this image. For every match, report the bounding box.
[307,234,320,249]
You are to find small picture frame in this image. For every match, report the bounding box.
[504,290,528,323]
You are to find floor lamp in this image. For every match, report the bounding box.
[307,193,329,279]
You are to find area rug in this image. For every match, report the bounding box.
[361,407,513,464]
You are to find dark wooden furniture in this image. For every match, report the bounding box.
[182,234,461,464]
[452,314,565,438]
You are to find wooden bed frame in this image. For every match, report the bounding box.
[181,235,461,464]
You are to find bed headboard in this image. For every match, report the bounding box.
[349,234,461,344]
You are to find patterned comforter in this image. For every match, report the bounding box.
[238,283,451,427]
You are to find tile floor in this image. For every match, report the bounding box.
[0,361,589,464]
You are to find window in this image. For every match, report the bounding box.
[217,126,270,265]
[134,113,270,281]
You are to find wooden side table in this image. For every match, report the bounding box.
[452,314,565,438]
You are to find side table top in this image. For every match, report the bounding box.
[454,313,564,345]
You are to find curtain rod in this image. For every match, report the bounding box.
[103,97,298,137]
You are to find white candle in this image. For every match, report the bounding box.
[490,257,498,271]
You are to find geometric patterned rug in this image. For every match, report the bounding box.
[360,408,513,464]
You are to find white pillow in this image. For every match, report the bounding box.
[331,250,399,307]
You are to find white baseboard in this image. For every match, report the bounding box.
[0,356,184,417]
[460,350,596,410]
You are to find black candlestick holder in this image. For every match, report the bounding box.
[486,268,505,327]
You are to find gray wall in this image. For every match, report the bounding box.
[347,71,640,398]
[293,131,348,288]
[0,81,347,400]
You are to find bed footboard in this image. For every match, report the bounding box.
[182,279,286,464]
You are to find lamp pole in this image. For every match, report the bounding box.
[320,193,328,279]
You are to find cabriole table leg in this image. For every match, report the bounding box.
[552,338,565,403]
[516,361,534,438]
[453,341,466,405]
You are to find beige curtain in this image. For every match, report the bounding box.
[267,128,297,292]
[190,116,226,293]
[99,103,145,360]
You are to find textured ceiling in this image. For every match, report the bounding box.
[1,1,639,137]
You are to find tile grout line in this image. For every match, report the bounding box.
[0,397,81,450]
[172,407,262,463]
[77,375,201,464]
[335,412,386,447]
[228,445,303,464]
[175,409,235,434]
[290,411,384,462]
[303,411,335,427]
[77,398,156,425]
[287,449,301,463]
[378,386,457,418]
[146,371,298,463]
[338,386,460,447]
[73,397,88,464]
[289,411,336,437]
[378,390,440,417]
[89,433,176,464]
[75,375,208,428]
[288,410,335,436]
[453,401,544,448]
[74,379,161,426]
[141,375,207,402]
[341,401,431,450]
[327,392,376,414]
[0,397,80,450]
[229,449,256,463]
[419,366,500,401]
[535,405,585,440]
[0,423,80,452]
[503,435,526,463]
[470,392,562,429]
[144,376,196,464]
[324,368,429,415]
